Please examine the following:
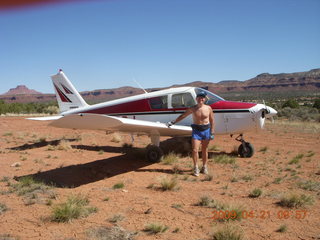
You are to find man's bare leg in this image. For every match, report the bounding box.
[192,139,201,176]
[201,139,210,167]
[200,139,210,174]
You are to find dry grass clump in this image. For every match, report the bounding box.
[111,133,122,143]
[0,203,8,214]
[57,139,72,151]
[108,214,125,223]
[51,194,97,222]
[212,154,236,164]
[211,224,245,240]
[197,196,217,207]
[278,193,314,208]
[86,226,135,240]
[0,234,20,240]
[161,152,179,165]
[144,223,168,234]
[297,180,320,191]
[159,176,179,191]
[9,176,56,205]
[276,224,288,233]
[288,153,304,164]
[112,182,125,189]
[248,188,263,198]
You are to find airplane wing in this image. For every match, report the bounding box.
[47,113,192,137]
[27,116,63,121]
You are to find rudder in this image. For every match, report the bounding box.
[51,70,88,113]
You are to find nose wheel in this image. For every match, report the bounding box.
[235,134,254,158]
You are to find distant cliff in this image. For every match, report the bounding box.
[1,68,319,103]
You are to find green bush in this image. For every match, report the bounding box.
[282,99,299,108]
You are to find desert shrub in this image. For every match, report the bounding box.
[159,176,179,191]
[289,154,304,164]
[86,226,135,240]
[51,194,97,222]
[112,182,125,189]
[197,196,215,207]
[297,180,320,191]
[277,107,319,121]
[211,224,244,240]
[161,152,179,165]
[0,203,8,214]
[313,99,320,110]
[282,99,299,108]
[0,101,58,115]
[144,223,168,234]
[278,193,314,208]
[108,214,125,223]
[248,188,263,198]
[213,155,236,164]
[277,224,288,233]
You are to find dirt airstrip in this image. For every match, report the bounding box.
[0,117,319,240]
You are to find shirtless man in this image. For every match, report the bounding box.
[168,91,215,176]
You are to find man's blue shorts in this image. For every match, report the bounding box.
[191,124,213,141]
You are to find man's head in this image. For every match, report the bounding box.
[196,91,207,104]
[196,91,207,98]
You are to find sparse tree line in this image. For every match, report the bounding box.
[0,100,59,115]
[272,98,320,122]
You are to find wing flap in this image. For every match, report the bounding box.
[49,114,191,136]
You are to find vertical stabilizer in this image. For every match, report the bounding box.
[51,70,88,113]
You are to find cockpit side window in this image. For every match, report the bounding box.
[149,96,168,109]
[195,88,224,105]
[172,93,195,108]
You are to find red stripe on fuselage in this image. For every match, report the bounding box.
[81,98,256,115]
[211,101,256,109]
[84,99,155,114]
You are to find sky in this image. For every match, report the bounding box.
[1,0,319,94]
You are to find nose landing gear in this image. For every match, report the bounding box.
[235,134,254,158]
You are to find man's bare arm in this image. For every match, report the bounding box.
[209,106,215,134]
[172,108,193,125]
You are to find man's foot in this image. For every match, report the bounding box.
[201,166,209,174]
[193,167,200,177]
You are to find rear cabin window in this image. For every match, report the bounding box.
[149,96,168,109]
[172,93,195,108]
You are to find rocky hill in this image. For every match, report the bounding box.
[1,68,319,103]
[3,85,42,95]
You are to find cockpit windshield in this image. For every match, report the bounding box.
[194,88,224,105]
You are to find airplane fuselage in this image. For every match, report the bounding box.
[60,87,276,135]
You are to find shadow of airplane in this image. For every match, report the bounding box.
[13,137,237,188]
[8,138,78,151]
[17,149,151,188]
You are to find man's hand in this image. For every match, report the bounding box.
[210,134,215,140]
[167,121,174,127]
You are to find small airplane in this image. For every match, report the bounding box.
[29,70,277,162]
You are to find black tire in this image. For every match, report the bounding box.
[238,142,254,158]
[146,145,164,163]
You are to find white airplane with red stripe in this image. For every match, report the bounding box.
[29,70,277,162]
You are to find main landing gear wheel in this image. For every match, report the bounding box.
[235,134,255,158]
[146,145,164,163]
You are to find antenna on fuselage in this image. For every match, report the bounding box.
[133,77,148,94]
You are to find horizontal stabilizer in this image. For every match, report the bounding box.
[27,116,63,121]
[49,114,192,137]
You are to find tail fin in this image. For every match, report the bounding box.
[51,70,88,113]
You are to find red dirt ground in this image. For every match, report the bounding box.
[0,117,319,240]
